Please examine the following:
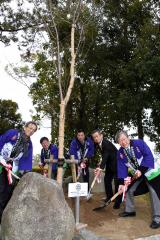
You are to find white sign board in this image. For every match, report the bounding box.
[68,182,88,197]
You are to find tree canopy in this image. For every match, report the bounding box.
[0,99,23,134]
[1,0,160,148]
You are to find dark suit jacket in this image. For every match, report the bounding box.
[98,138,117,174]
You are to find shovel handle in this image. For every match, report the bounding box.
[9,170,20,180]
[90,175,97,189]
[88,175,97,196]
[110,191,121,202]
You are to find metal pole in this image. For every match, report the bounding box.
[75,195,80,225]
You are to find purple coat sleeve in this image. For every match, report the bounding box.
[0,129,18,152]
[50,144,58,159]
[50,144,58,170]
[135,139,154,169]
[86,137,94,158]
[117,149,128,179]
[18,141,33,171]
[69,139,78,159]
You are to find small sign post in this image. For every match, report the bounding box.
[68,182,88,230]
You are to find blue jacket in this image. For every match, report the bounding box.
[0,129,33,171]
[40,144,58,171]
[69,137,94,161]
[117,139,154,179]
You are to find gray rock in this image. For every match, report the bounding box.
[1,172,75,240]
[135,235,160,240]
[79,228,109,240]
[72,234,85,240]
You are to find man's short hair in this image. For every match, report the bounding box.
[40,137,49,144]
[115,130,129,143]
[25,121,37,131]
[76,129,85,134]
[91,129,103,135]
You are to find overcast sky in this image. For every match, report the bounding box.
[0,42,51,155]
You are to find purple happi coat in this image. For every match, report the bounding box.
[0,129,33,171]
[117,139,160,199]
[117,139,154,179]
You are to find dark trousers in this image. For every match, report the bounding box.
[104,170,122,205]
[82,167,89,189]
[51,170,57,180]
[0,169,15,223]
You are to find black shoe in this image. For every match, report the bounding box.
[113,203,120,209]
[150,221,160,229]
[119,211,136,217]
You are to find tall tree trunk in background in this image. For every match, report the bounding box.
[51,113,58,142]
[94,84,101,129]
[137,111,144,139]
[79,81,86,130]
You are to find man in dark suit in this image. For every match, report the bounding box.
[92,129,121,209]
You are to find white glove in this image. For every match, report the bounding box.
[0,155,7,165]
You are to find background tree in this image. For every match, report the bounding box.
[2,0,160,150]
[0,99,23,134]
[0,0,39,45]
[97,0,160,139]
[16,1,101,140]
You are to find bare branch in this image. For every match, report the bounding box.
[0,24,39,33]
[75,24,84,56]
[33,1,55,43]
[74,0,82,24]
[5,64,31,89]
[47,0,63,101]
[33,0,63,100]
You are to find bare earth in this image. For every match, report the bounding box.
[66,193,160,240]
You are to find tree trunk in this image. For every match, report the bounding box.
[57,101,65,184]
[51,113,56,142]
[94,84,101,129]
[79,81,86,130]
[57,24,76,185]
[137,112,144,139]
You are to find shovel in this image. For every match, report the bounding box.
[86,175,97,201]
[93,191,120,211]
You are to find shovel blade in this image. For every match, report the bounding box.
[92,200,111,211]
[92,204,106,211]
[86,193,93,201]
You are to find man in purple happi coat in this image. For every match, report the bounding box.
[39,137,58,179]
[116,130,160,229]
[69,129,94,187]
[0,121,37,223]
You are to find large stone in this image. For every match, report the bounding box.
[1,172,75,240]
[73,228,110,240]
[135,236,160,240]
